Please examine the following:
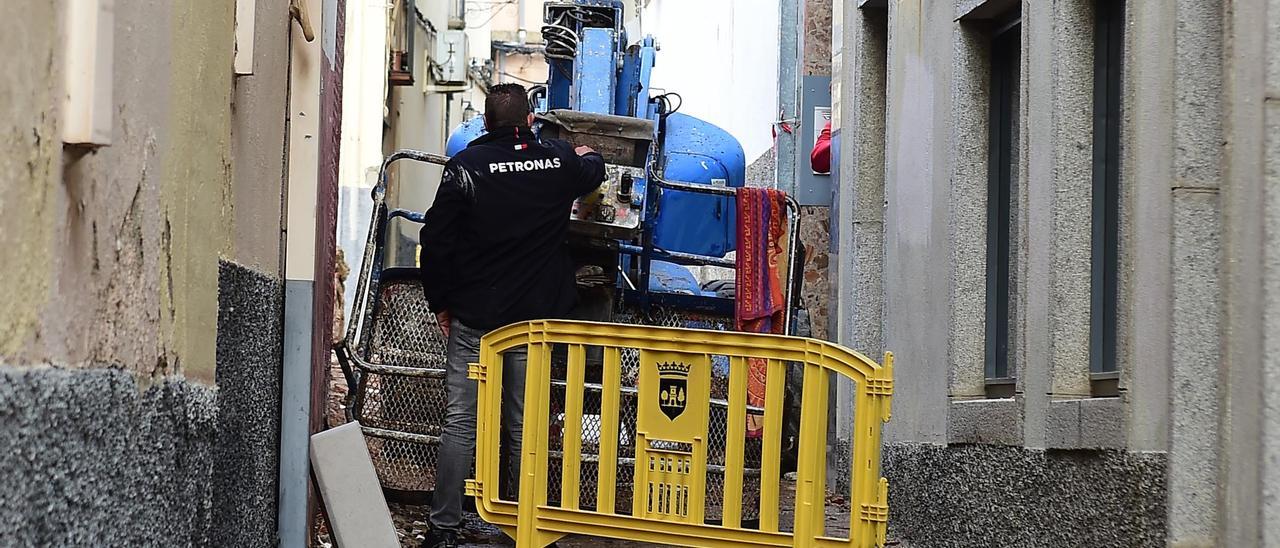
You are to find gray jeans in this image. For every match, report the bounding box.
[430,318,527,531]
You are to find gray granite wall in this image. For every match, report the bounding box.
[212,260,284,546]
[0,368,218,546]
[882,443,1166,547]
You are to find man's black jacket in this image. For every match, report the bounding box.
[419,125,606,331]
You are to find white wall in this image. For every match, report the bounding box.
[640,0,780,161]
[337,0,391,316]
[339,0,390,193]
[464,0,549,106]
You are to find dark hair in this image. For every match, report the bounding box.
[484,83,530,128]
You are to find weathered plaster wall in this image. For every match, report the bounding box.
[231,0,292,274]
[1121,0,1174,454]
[880,0,952,445]
[0,260,285,547]
[0,1,287,383]
[1166,0,1225,543]
[1219,0,1278,544]
[1262,2,1280,542]
[0,0,60,361]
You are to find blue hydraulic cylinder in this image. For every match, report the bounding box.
[614,37,657,118]
[636,37,657,119]
[547,59,572,110]
[615,48,641,116]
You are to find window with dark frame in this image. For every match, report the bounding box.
[985,10,1021,394]
[1090,0,1124,389]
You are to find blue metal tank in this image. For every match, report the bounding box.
[445,116,487,157]
[652,112,745,258]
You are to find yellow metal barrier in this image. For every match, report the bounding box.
[465,320,893,547]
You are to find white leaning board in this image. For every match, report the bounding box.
[310,422,400,548]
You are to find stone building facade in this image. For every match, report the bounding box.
[828,0,1280,545]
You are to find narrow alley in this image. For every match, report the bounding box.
[1,1,1278,547]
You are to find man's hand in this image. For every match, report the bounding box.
[574,145,596,156]
[436,310,451,339]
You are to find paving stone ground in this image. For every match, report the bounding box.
[359,480,866,547]
[318,489,905,547]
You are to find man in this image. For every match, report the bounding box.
[418,83,605,548]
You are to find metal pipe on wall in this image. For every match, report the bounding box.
[449,0,465,29]
[517,0,527,44]
[774,0,801,194]
[279,0,324,543]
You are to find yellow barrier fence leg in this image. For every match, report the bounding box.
[759,359,785,533]
[516,341,550,547]
[721,356,748,529]
[597,347,621,514]
[793,358,830,544]
[851,392,871,546]
[562,345,586,511]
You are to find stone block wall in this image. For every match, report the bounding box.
[804,0,834,76]
[826,0,1280,545]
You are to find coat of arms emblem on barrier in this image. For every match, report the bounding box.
[657,361,691,420]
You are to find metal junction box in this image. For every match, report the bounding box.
[433,29,468,84]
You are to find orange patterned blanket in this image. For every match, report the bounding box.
[735,187,789,436]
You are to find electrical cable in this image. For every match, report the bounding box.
[413,7,437,33]
[542,15,579,60]
[465,0,514,13]
[566,9,611,27]
[655,92,683,116]
[499,71,546,85]
[466,0,516,29]
[543,7,613,62]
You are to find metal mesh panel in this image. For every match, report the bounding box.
[364,432,439,493]
[546,381,566,506]
[705,385,729,520]
[367,279,449,368]
[352,277,449,493]
[357,373,447,435]
[615,390,639,516]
